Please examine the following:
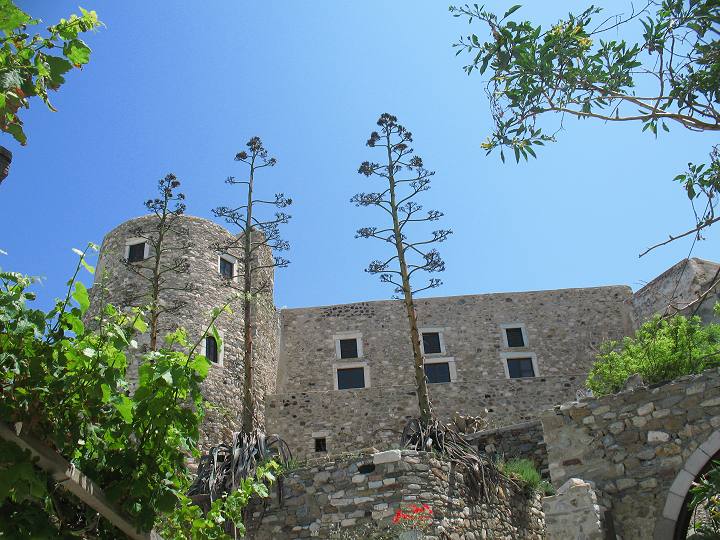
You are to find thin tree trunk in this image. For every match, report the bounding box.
[386,137,432,424]
[149,204,167,351]
[241,160,256,434]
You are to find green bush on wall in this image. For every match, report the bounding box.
[586,309,720,397]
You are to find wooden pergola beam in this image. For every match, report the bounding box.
[0,422,163,540]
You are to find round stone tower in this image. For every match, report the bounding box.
[89,214,279,448]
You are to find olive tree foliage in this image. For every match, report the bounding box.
[123,174,194,351]
[451,1,719,255]
[212,137,292,435]
[0,0,101,144]
[352,113,452,424]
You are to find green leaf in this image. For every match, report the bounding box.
[72,282,89,315]
[503,5,521,18]
[252,483,268,498]
[63,39,91,66]
[114,396,134,423]
[0,1,31,33]
[133,317,148,333]
[189,354,210,378]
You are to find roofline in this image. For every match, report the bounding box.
[634,257,720,296]
[279,284,633,313]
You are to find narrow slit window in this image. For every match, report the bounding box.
[205,336,219,364]
[219,257,234,280]
[505,327,525,347]
[314,437,327,453]
[337,367,365,390]
[507,357,535,378]
[422,332,442,354]
[127,242,146,263]
[424,362,451,384]
[339,338,358,359]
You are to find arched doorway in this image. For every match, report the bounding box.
[653,431,720,539]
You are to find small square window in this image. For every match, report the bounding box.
[337,367,365,390]
[424,362,451,384]
[219,257,234,279]
[127,242,146,263]
[505,327,525,347]
[314,437,327,453]
[205,336,219,364]
[507,357,535,378]
[422,332,442,354]
[339,338,358,359]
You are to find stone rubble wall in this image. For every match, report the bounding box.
[541,368,720,540]
[249,450,545,539]
[632,257,720,324]
[542,478,609,540]
[266,377,579,460]
[464,421,548,477]
[89,215,278,449]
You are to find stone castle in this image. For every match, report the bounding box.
[91,214,720,539]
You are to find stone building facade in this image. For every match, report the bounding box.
[90,215,720,462]
[89,215,278,448]
[268,287,634,458]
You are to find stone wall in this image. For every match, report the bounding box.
[272,285,632,458]
[632,257,720,324]
[465,421,548,477]
[543,478,611,540]
[267,376,580,460]
[89,215,278,448]
[278,286,634,393]
[541,368,720,540]
[248,449,545,539]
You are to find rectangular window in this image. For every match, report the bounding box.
[424,362,451,384]
[422,332,442,354]
[507,357,535,378]
[127,242,146,263]
[205,336,219,364]
[339,338,358,359]
[314,437,327,453]
[337,367,365,390]
[219,257,234,279]
[505,327,526,347]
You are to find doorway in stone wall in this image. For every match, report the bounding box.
[674,449,720,539]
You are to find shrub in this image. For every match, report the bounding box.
[688,460,720,538]
[586,313,720,397]
[499,458,542,490]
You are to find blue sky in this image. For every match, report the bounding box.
[2,1,717,310]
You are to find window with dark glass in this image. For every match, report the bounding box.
[422,332,442,354]
[505,327,525,347]
[219,257,234,279]
[127,242,146,263]
[336,367,365,389]
[314,437,327,453]
[424,362,451,384]
[339,338,358,359]
[205,336,219,364]
[507,357,535,378]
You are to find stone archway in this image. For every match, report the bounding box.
[653,430,720,539]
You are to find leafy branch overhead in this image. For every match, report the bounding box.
[0,1,102,144]
[451,1,719,253]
